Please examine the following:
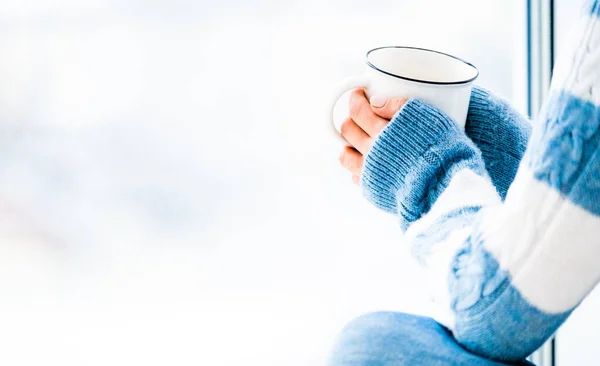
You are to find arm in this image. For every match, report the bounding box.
[338,2,600,361]
[360,97,559,362]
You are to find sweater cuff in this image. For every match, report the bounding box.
[360,99,460,215]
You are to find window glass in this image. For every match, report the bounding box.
[0,1,525,364]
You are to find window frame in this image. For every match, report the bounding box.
[527,0,556,365]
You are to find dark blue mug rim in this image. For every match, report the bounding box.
[365,46,479,86]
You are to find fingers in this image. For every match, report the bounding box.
[339,146,363,177]
[348,89,389,137]
[340,117,372,155]
[338,90,407,187]
[369,96,408,120]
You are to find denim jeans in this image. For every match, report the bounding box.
[328,312,535,366]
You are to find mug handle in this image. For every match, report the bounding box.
[329,74,370,139]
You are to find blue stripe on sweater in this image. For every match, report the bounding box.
[449,233,572,361]
[411,206,481,265]
[526,91,600,216]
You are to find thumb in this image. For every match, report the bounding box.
[369,96,408,120]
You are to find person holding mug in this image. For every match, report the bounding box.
[328,1,600,365]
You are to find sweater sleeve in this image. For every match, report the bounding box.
[360,2,600,360]
[465,87,532,199]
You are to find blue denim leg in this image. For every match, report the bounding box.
[327,312,535,366]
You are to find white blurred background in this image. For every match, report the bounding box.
[0,1,531,365]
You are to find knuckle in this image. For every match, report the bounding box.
[338,150,347,166]
[364,137,373,150]
[340,119,351,137]
[345,156,356,170]
[339,147,359,170]
[350,88,364,99]
[348,100,363,119]
[348,90,365,118]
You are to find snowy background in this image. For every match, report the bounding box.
[0,1,526,365]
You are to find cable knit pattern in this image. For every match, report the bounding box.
[356,1,600,362]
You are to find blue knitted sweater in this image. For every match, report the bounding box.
[360,1,600,361]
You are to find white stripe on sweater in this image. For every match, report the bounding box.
[425,226,472,330]
[405,169,500,331]
[550,14,600,105]
[480,167,600,313]
[405,169,500,243]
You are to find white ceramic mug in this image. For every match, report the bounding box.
[330,46,479,137]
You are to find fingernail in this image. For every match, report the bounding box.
[369,96,387,108]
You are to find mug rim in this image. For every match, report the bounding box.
[365,46,479,86]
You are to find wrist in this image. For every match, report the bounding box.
[361,99,465,221]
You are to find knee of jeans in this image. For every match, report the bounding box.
[327,312,391,358]
[327,312,419,366]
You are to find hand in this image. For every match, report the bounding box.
[338,88,407,184]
